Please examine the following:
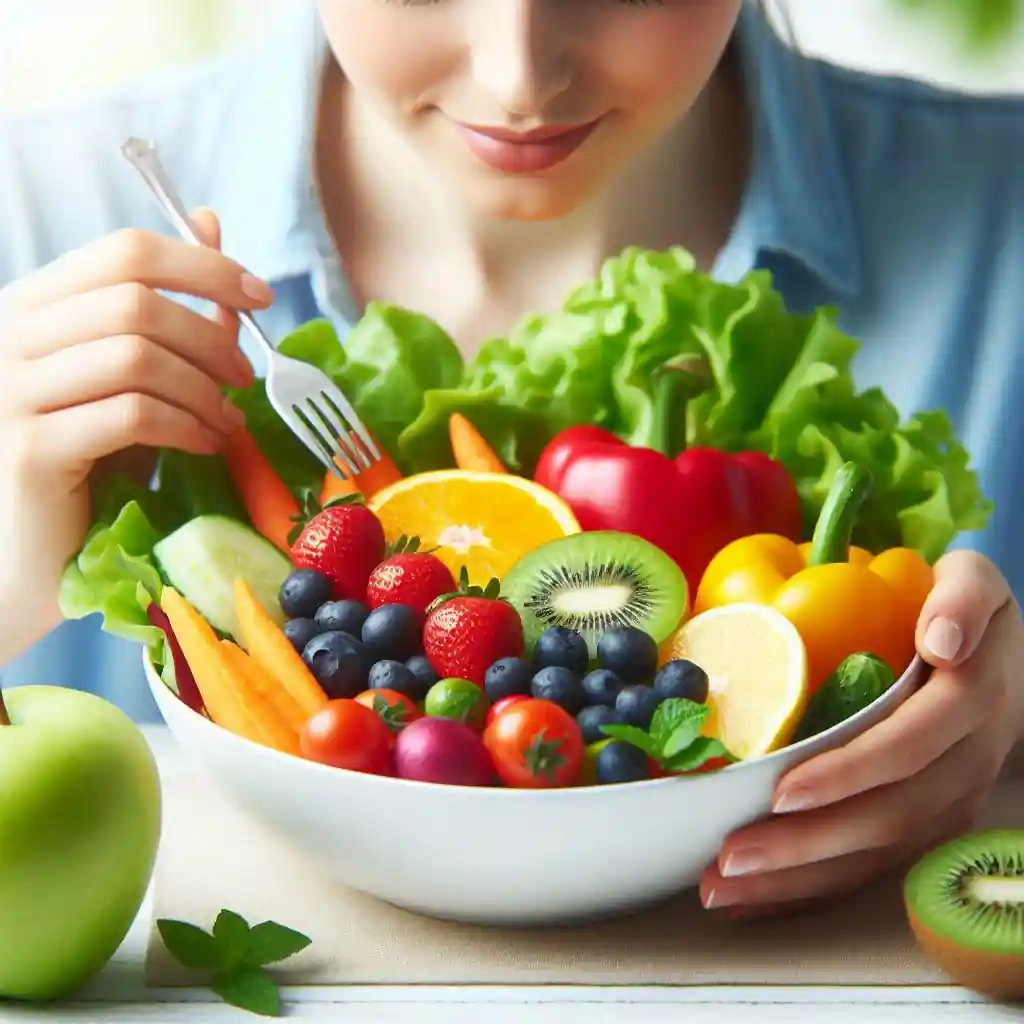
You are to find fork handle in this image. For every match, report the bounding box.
[121,137,275,359]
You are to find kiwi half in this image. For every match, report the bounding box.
[502,531,688,654]
[904,829,1024,1000]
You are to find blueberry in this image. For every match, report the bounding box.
[595,741,650,785]
[484,657,534,703]
[302,631,366,699]
[581,668,625,707]
[596,627,658,684]
[282,617,320,654]
[315,599,370,636]
[368,660,421,699]
[361,604,420,661]
[576,705,624,745]
[531,666,586,716]
[278,570,332,620]
[653,659,710,704]
[615,684,661,729]
[534,626,589,674]
[405,655,439,700]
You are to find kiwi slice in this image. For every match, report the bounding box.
[904,829,1024,1000]
[502,531,688,654]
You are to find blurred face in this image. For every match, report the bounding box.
[316,0,742,221]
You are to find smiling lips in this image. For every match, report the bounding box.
[455,119,600,174]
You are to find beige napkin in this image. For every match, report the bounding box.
[146,774,1022,987]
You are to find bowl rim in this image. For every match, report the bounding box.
[144,648,928,798]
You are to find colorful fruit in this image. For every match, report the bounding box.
[354,688,422,746]
[595,740,651,785]
[278,569,332,620]
[367,660,422,701]
[596,627,658,685]
[576,705,624,745]
[392,716,495,787]
[290,495,386,602]
[652,659,709,704]
[483,657,534,703]
[580,669,624,707]
[404,655,439,695]
[315,599,371,636]
[301,632,366,700]
[533,626,589,674]
[299,699,391,774]
[361,604,421,663]
[482,698,583,789]
[424,678,489,731]
[365,536,457,620]
[282,617,320,654]
[448,413,508,474]
[422,574,525,686]
[530,666,586,716]
[615,684,660,729]
[367,469,580,588]
[485,694,530,727]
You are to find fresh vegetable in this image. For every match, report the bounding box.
[222,427,300,553]
[449,412,508,473]
[695,461,928,692]
[153,516,292,638]
[424,678,489,730]
[299,699,392,773]
[422,573,525,686]
[157,910,311,1018]
[290,494,386,603]
[485,694,530,727]
[146,602,204,714]
[365,536,457,620]
[217,642,304,749]
[392,716,495,787]
[533,357,802,587]
[482,698,583,789]
[354,689,422,745]
[793,653,897,741]
[318,433,404,505]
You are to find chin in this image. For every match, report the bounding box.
[459,172,600,223]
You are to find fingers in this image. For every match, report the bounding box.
[1,222,274,314]
[20,335,246,436]
[917,550,1013,667]
[191,209,243,345]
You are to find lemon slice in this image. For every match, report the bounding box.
[368,470,580,587]
[660,603,809,760]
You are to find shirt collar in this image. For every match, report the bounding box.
[733,2,864,298]
[214,2,863,299]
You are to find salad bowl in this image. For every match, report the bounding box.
[146,649,929,926]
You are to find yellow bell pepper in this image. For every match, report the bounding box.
[694,462,933,694]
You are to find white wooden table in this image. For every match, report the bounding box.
[0,728,1016,1022]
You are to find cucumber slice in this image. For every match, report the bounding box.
[153,516,291,638]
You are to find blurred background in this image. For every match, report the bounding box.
[1,0,1023,115]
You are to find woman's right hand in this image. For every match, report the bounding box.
[0,209,273,660]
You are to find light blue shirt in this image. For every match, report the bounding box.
[2,5,1023,721]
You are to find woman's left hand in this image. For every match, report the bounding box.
[700,550,1024,918]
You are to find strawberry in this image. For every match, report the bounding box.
[366,536,457,620]
[422,570,525,686]
[289,492,386,602]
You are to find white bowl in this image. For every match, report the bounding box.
[146,651,928,926]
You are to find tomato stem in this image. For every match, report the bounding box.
[807,462,872,566]
[649,355,713,459]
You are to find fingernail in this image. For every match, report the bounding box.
[222,399,246,430]
[923,616,962,662]
[702,887,720,909]
[773,788,816,814]
[240,273,275,304]
[721,848,767,877]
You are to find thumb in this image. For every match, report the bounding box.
[916,549,1012,668]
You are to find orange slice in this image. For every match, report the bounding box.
[368,470,580,587]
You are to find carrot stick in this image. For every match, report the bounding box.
[449,413,507,473]
[222,427,300,552]
[219,642,303,754]
[319,432,404,505]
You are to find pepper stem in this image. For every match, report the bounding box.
[649,355,714,459]
[0,688,9,727]
[806,462,873,566]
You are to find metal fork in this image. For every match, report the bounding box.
[120,137,379,480]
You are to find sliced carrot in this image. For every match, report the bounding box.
[223,427,300,553]
[449,413,507,473]
[220,638,307,733]
[218,642,302,754]
[234,578,329,718]
[161,588,264,745]
[319,432,404,505]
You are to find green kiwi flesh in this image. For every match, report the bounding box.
[904,829,1024,999]
[501,530,688,653]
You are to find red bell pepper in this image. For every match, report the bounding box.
[533,358,801,590]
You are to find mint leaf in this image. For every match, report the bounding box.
[663,737,733,773]
[650,699,709,759]
[212,966,280,1017]
[246,921,312,967]
[156,919,221,971]
[213,909,251,970]
[599,724,661,757]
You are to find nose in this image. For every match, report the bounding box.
[469,0,571,119]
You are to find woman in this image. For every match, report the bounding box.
[0,0,1021,916]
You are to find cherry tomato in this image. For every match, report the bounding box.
[485,694,530,728]
[483,698,583,789]
[354,689,423,747]
[300,699,391,774]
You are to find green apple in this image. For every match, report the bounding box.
[0,685,161,1002]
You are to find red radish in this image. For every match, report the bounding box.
[393,717,495,787]
[147,601,205,714]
